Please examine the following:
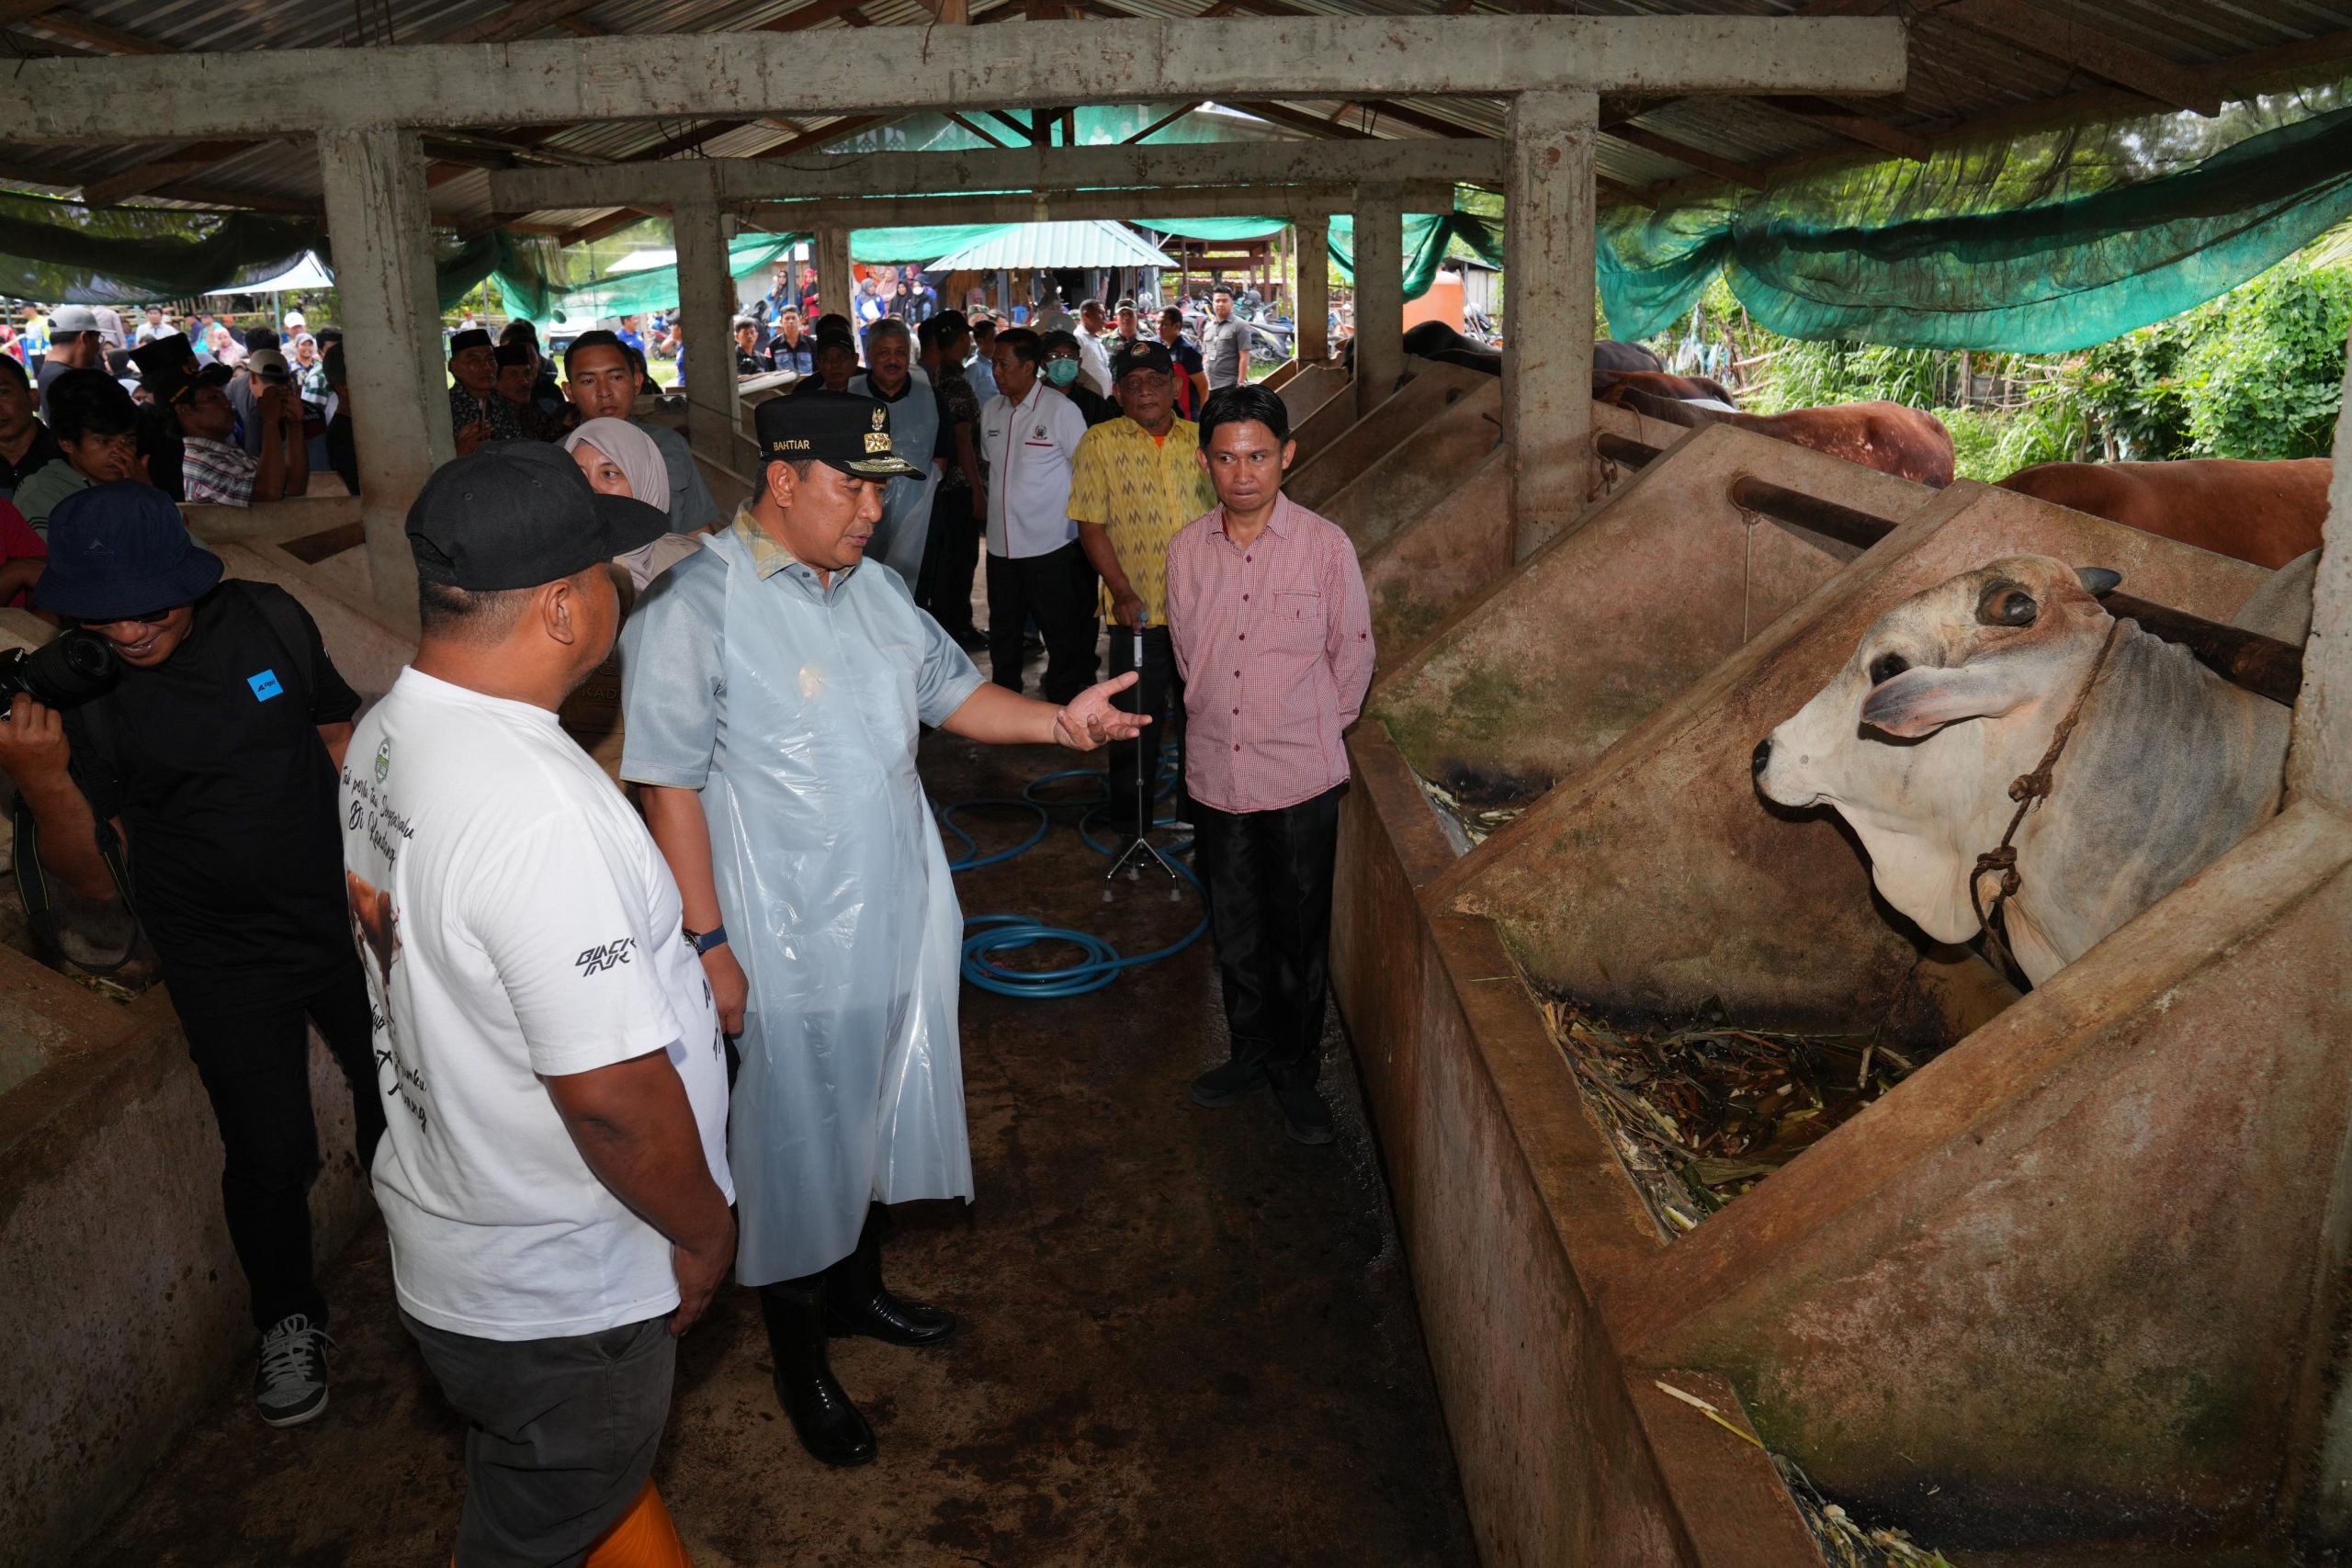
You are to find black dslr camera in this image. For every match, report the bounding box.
[0,629,121,709]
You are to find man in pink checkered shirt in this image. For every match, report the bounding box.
[1164,385,1374,1145]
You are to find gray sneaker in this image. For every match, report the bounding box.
[254,1314,333,1427]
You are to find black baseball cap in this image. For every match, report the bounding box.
[1111,340,1173,381]
[407,442,670,591]
[755,389,923,480]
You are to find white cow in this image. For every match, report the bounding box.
[1753,555,2289,986]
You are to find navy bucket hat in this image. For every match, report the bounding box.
[39,481,224,620]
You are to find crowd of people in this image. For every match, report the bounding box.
[0,272,1368,1565]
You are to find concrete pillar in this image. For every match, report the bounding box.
[1503,88,1598,559]
[817,222,852,328]
[2287,329,2352,811]
[1295,216,1329,365]
[674,197,741,473]
[1353,191,1402,416]
[317,124,446,618]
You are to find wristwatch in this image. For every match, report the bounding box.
[684,923,729,956]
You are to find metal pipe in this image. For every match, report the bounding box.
[1725,476,2305,706]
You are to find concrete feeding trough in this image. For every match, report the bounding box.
[1333,415,2347,1562]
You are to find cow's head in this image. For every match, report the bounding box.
[1751,555,2120,943]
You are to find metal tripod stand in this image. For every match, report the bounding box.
[1103,623,1184,903]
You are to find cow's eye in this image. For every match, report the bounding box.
[1976,581,2040,626]
[1868,653,1909,686]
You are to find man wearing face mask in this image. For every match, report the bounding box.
[1036,330,1117,428]
[0,482,385,1426]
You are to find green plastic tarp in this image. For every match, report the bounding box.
[1599,86,2352,352]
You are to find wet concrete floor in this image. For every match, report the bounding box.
[77,716,1476,1566]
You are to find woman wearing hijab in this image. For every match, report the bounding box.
[563,418,702,591]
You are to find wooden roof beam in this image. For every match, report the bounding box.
[19,7,174,53]
[1607,125,1766,188]
[1938,0,2222,117]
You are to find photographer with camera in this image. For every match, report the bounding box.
[0,481,385,1428]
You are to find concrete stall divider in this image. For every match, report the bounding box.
[1289,360,1489,507]
[1332,434,2335,1560]
[1356,399,1693,668]
[1,500,422,1568]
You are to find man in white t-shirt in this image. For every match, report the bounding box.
[341,442,733,1566]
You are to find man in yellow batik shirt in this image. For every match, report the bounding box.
[1069,339,1220,842]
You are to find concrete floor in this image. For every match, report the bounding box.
[76,716,1476,1567]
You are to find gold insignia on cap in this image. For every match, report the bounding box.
[864,433,892,454]
[871,407,887,430]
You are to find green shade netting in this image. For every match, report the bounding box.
[845,225,1017,265]
[422,230,564,321]
[0,189,321,304]
[1328,211,1501,301]
[0,188,562,317]
[548,232,800,321]
[1136,211,1498,301]
[1144,218,1290,241]
[1600,84,2352,352]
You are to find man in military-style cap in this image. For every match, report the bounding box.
[619,389,1148,1469]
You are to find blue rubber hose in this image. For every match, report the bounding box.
[935,763,1206,997]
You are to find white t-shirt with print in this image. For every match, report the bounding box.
[340,667,731,1342]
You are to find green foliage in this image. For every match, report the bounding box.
[1651,248,2351,476]
[2176,258,2352,458]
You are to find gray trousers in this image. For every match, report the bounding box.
[401,1309,674,1568]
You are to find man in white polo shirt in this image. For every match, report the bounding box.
[341,443,733,1566]
[979,326,1096,703]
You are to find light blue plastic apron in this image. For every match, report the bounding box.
[700,525,973,1284]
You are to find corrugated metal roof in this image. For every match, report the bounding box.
[928,219,1174,269]
[0,0,2344,239]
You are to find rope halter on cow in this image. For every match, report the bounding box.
[1968,615,2124,982]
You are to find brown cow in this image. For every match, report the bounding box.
[1593,368,1739,408]
[1996,458,2331,570]
[1608,385,1955,488]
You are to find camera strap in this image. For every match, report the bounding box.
[12,792,139,976]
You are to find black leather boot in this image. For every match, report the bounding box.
[759,1280,876,1467]
[824,1204,960,1348]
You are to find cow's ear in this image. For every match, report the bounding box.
[1860,662,2033,739]
[2077,566,2122,596]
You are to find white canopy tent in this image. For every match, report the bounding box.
[202,250,334,331]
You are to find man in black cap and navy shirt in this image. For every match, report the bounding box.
[341,442,732,1564]
[623,389,1147,1468]
[0,480,384,1427]
[447,326,522,454]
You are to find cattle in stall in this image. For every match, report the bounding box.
[1365,323,1662,378]
[1604,384,1953,486]
[1753,555,2288,986]
[1996,458,2331,570]
[1592,368,1740,409]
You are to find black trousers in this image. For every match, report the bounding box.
[916,484,982,640]
[1102,623,1188,834]
[986,540,1099,705]
[178,960,389,1333]
[1190,783,1346,1090]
